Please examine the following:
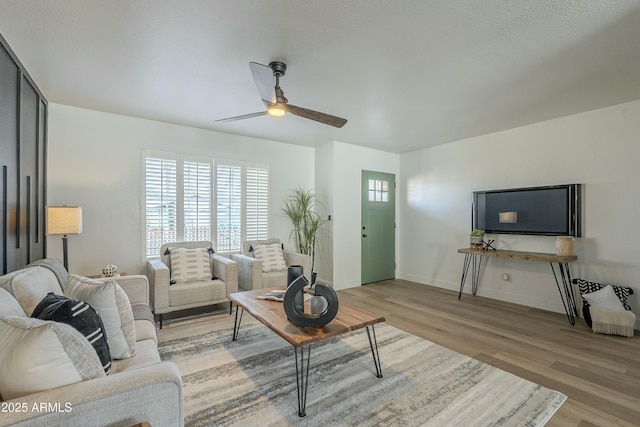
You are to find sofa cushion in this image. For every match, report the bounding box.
[65,275,136,359]
[110,339,161,374]
[0,316,105,400]
[0,267,63,316]
[0,287,26,317]
[32,292,112,374]
[169,247,212,284]
[252,243,287,273]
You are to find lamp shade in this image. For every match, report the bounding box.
[46,206,83,235]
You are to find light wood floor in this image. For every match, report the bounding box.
[337,279,640,427]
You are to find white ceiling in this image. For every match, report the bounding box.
[1,0,640,154]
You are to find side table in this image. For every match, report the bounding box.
[457,248,579,325]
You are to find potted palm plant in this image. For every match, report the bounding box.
[281,187,325,284]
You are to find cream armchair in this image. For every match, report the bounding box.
[230,238,311,291]
[146,241,238,328]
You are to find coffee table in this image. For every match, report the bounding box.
[229,288,386,417]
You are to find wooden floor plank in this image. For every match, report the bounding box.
[337,279,640,426]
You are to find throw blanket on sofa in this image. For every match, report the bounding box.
[23,258,69,289]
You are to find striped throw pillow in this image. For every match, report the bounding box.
[169,247,212,284]
[253,243,287,273]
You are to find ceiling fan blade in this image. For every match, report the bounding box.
[216,111,268,123]
[249,62,276,104]
[287,104,348,128]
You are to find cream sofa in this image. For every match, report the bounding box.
[0,262,183,427]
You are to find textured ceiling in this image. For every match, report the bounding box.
[1,0,640,153]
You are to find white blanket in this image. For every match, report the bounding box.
[590,306,636,337]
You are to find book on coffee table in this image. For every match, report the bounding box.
[256,290,286,302]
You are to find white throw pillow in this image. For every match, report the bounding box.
[253,243,288,273]
[64,275,136,359]
[0,316,104,400]
[169,247,212,284]
[0,288,26,317]
[581,285,626,310]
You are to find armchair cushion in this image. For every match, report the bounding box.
[0,316,105,400]
[65,275,136,360]
[168,247,212,284]
[252,243,287,273]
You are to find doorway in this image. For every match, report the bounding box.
[361,170,396,284]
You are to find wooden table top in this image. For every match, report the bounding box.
[229,287,385,348]
[457,248,577,263]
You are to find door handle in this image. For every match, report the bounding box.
[362,234,367,238]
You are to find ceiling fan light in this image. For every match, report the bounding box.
[268,104,287,117]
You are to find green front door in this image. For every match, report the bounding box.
[361,170,396,284]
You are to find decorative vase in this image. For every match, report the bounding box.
[555,236,575,256]
[287,265,304,312]
[284,277,339,328]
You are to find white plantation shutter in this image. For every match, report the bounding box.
[144,151,269,257]
[145,155,177,257]
[245,164,269,241]
[216,162,242,252]
[183,160,212,242]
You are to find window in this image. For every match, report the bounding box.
[245,164,269,241]
[215,162,242,252]
[145,156,177,257]
[368,179,389,202]
[183,160,212,242]
[144,151,269,256]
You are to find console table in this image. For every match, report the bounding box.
[457,248,579,325]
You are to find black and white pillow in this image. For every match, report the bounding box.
[32,292,112,374]
[576,278,632,310]
[169,247,213,284]
[253,243,288,273]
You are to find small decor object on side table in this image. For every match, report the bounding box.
[102,264,118,278]
[555,236,575,256]
[470,229,485,249]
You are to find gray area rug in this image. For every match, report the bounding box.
[158,313,566,426]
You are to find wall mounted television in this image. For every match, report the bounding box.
[472,184,582,237]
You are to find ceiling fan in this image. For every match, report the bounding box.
[216,61,347,128]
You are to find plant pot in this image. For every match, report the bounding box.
[469,235,484,249]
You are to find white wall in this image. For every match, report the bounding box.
[314,141,334,284]
[328,142,400,290]
[47,104,315,276]
[399,99,640,324]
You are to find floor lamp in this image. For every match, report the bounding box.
[46,206,83,271]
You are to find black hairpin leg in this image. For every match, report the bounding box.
[232,306,244,341]
[294,345,311,417]
[366,325,383,378]
[229,301,233,315]
[459,253,483,299]
[459,253,472,299]
[550,262,577,325]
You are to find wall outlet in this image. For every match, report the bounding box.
[502,273,511,281]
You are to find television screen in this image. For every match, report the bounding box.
[473,184,581,236]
